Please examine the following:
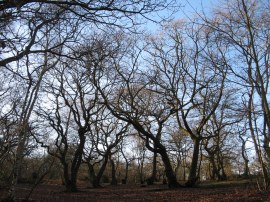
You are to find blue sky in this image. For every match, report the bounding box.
[174,0,216,20]
[182,0,214,12]
[145,0,216,32]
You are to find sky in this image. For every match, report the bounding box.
[145,0,216,32]
[173,0,218,20]
[181,0,215,13]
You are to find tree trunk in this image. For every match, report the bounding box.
[239,135,250,178]
[110,157,117,185]
[87,163,99,188]
[7,129,28,200]
[123,162,129,184]
[62,161,72,192]
[220,166,227,181]
[159,146,180,188]
[248,88,269,188]
[120,145,129,184]
[95,156,109,187]
[186,138,200,187]
[148,150,157,185]
[70,170,78,192]
[69,133,86,192]
[217,155,227,181]
[209,156,218,180]
[174,157,181,181]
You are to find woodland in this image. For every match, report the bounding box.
[0,0,270,201]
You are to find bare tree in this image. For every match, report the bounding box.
[145,20,228,186]
[34,59,102,192]
[0,0,178,67]
[119,135,141,184]
[87,32,181,187]
[0,1,179,199]
[237,122,250,179]
[202,0,270,189]
[167,128,193,181]
[0,115,18,182]
[1,7,79,198]
[83,108,129,188]
[201,88,241,181]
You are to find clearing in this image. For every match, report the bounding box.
[0,180,269,202]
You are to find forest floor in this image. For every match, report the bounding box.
[0,180,270,202]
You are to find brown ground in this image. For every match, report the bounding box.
[0,181,269,202]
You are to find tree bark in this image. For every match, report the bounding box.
[69,133,86,192]
[159,146,180,188]
[62,161,72,192]
[239,135,250,178]
[87,163,99,188]
[186,138,200,187]
[148,149,157,185]
[94,156,109,187]
[110,157,118,185]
